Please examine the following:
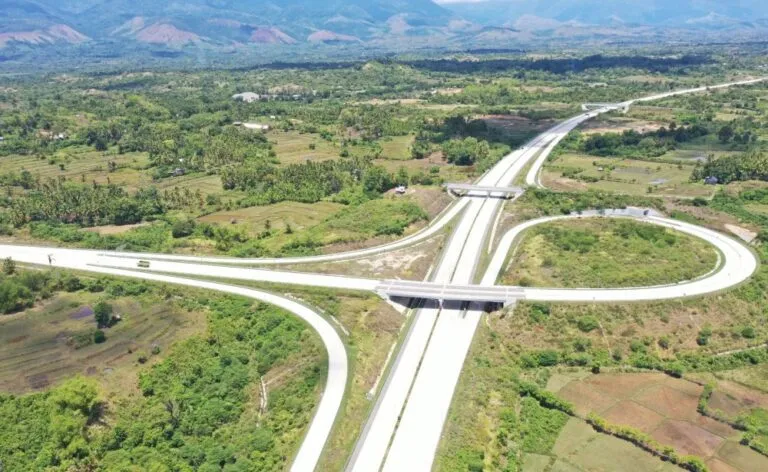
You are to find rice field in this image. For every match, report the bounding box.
[0,292,205,395]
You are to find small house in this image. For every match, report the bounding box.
[704,176,719,185]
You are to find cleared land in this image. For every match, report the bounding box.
[270,130,340,166]
[379,135,415,160]
[0,292,205,395]
[542,154,714,197]
[199,201,345,235]
[501,218,718,288]
[548,371,768,471]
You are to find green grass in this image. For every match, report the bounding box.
[552,418,681,472]
[501,218,718,288]
[0,150,151,190]
[378,135,415,160]
[520,396,570,455]
[716,365,768,392]
[270,130,340,166]
[543,153,713,197]
[198,201,345,234]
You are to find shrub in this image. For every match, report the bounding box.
[741,326,757,339]
[93,330,106,344]
[171,218,196,238]
[577,316,599,333]
[697,326,713,346]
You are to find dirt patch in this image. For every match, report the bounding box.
[634,384,702,421]
[725,224,758,244]
[652,419,725,457]
[709,380,768,418]
[707,457,740,472]
[70,306,94,320]
[580,118,664,135]
[718,440,768,471]
[82,222,149,235]
[540,173,588,192]
[8,335,29,344]
[404,187,453,219]
[25,373,50,390]
[602,400,665,432]
[693,414,739,439]
[557,380,617,416]
[287,235,443,280]
[588,372,666,398]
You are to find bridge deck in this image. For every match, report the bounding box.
[443,183,523,197]
[376,279,525,303]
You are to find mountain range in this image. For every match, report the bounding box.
[2,0,768,63]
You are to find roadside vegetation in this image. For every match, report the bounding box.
[501,218,718,288]
[0,268,324,471]
[440,77,768,472]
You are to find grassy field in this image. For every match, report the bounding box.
[549,371,768,471]
[373,155,472,183]
[542,154,714,197]
[379,135,415,160]
[199,201,345,234]
[501,218,718,288]
[550,417,681,471]
[0,149,152,190]
[270,130,340,166]
[713,364,768,393]
[0,291,205,396]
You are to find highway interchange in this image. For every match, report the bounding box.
[0,77,765,471]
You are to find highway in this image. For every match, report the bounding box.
[1,77,765,472]
[354,77,767,472]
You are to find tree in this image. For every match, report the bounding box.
[718,125,734,144]
[94,301,113,328]
[3,256,16,275]
[442,137,490,166]
[395,167,409,186]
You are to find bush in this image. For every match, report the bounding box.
[741,326,757,339]
[171,218,196,238]
[518,382,575,415]
[697,326,713,346]
[93,330,106,344]
[577,316,600,333]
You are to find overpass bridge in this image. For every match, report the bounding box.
[376,279,525,305]
[443,183,523,198]
[581,102,630,113]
